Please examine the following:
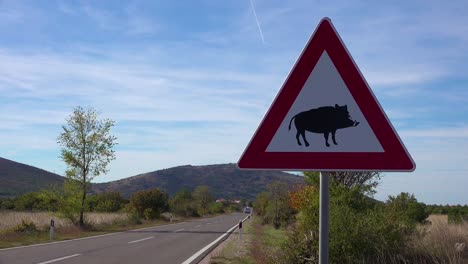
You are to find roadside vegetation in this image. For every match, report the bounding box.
[219,172,468,264]
[0,185,242,248]
[0,106,245,248]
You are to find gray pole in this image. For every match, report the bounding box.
[319,172,329,264]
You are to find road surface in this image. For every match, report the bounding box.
[0,213,248,264]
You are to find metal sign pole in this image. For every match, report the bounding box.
[319,172,329,264]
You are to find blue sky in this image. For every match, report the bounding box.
[0,1,467,204]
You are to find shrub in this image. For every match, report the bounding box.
[208,202,224,214]
[282,182,416,263]
[0,198,14,210]
[11,220,38,234]
[128,189,168,218]
[127,212,142,225]
[13,192,42,211]
[93,192,128,212]
[448,208,468,224]
[193,186,214,216]
[386,192,429,227]
[144,208,157,220]
[253,182,294,228]
[169,189,197,217]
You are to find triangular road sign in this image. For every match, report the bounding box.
[238,18,415,171]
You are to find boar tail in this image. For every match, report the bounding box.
[288,115,296,131]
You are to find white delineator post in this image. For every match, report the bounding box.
[239,220,243,241]
[319,172,330,264]
[50,218,55,241]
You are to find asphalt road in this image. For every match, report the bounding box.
[0,213,248,264]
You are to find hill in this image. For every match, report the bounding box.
[93,164,304,200]
[0,157,65,197]
[0,157,304,200]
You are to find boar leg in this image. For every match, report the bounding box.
[324,132,330,147]
[295,130,302,146]
[300,129,309,147]
[331,130,338,145]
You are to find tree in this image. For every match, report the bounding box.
[253,191,269,217]
[266,181,293,228]
[304,171,381,194]
[129,188,169,218]
[57,106,117,226]
[90,192,128,212]
[169,189,196,217]
[193,185,214,216]
[386,192,428,225]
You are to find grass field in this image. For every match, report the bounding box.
[0,211,173,249]
[209,216,288,264]
[0,211,128,232]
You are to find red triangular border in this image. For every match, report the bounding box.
[238,18,415,171]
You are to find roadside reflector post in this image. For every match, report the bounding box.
[319,172,330,264]
[50,218,55,241]
[239,220,243,241]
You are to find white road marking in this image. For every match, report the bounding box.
[36,254,81,264]
[180,215,250,264]
[174,229,185,232]
[128,236,154,244]
[195,225,201,228]
[207,223,211,225]
[0,221,188,251]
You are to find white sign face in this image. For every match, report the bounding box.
[266,52,384,153]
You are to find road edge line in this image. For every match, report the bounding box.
[180,214,250,264]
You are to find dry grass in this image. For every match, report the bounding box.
[0,211,128,232]
[427,214,448,225]
[409,215,468,264]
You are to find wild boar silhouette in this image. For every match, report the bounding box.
[288,104,360,147]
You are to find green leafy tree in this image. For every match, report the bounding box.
[208,202,224,214]
[93,192,127,212]
[13,192,41,211]
[304,171,381,194]
[57,106,117,226]
[169,189,196,217]
[58,180,83,224]
[253,191,269,217]
[193,185,214,216]
[265,181,293,228]
[0,198,14,210]
[386,192,429,226]
[129,188,169,218]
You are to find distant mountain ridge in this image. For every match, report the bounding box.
[0,157,304,200]
[92,164,304,200]
[0,157,65,197]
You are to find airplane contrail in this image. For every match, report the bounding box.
[249,0,265,44]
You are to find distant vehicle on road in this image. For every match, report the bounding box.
[243,207,252,214]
